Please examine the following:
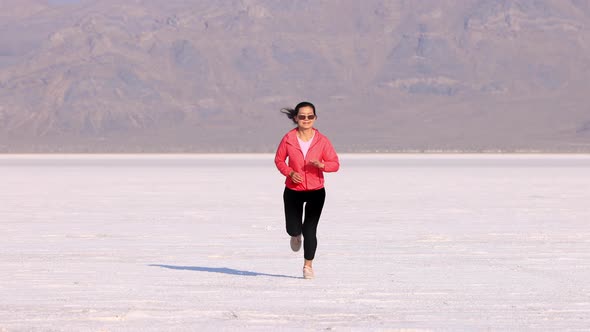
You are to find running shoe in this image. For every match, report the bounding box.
[290,234,302,252]
[303,266,314,279]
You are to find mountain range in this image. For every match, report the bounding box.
[1,0,589,152]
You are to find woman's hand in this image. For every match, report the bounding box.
[290,171,303,184]
[309,160,324,169]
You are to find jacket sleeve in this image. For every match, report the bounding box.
[322,138,340,173]
[274,135,293,176]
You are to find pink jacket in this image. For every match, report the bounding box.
[275,128,340,191]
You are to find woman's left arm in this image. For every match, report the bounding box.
[321,139,340,173]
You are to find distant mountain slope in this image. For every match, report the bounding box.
[0,0,589,152]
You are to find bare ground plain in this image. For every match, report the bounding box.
[1,154,589,331]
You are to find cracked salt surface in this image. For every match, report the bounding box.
[1,154,589,331]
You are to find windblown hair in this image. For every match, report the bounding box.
[280,101,316,124]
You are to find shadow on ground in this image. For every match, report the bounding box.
[149,264,301,279]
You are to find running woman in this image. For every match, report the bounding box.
[274,101,340,279]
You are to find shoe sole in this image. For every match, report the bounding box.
[290,235,302,252]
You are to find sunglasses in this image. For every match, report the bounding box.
[297,114,316,120]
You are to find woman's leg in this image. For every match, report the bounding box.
[283,187,304,237]
[302,188,326,262]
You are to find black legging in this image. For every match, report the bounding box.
[283,187,326,260]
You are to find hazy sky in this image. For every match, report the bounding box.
[47,0,83,4]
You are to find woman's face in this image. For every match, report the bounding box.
[296,106,316,129]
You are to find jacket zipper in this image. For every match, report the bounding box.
[302,149,308,190]
[303,137,321,190]
[292,130,320,191]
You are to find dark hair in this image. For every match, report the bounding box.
[280,101,316,124]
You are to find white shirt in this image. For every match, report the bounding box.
[297,133,315,159]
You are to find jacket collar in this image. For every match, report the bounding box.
[286,128,321,146]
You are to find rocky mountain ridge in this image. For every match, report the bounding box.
[0,0,589,152]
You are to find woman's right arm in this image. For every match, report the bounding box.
[274,136,292,177]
